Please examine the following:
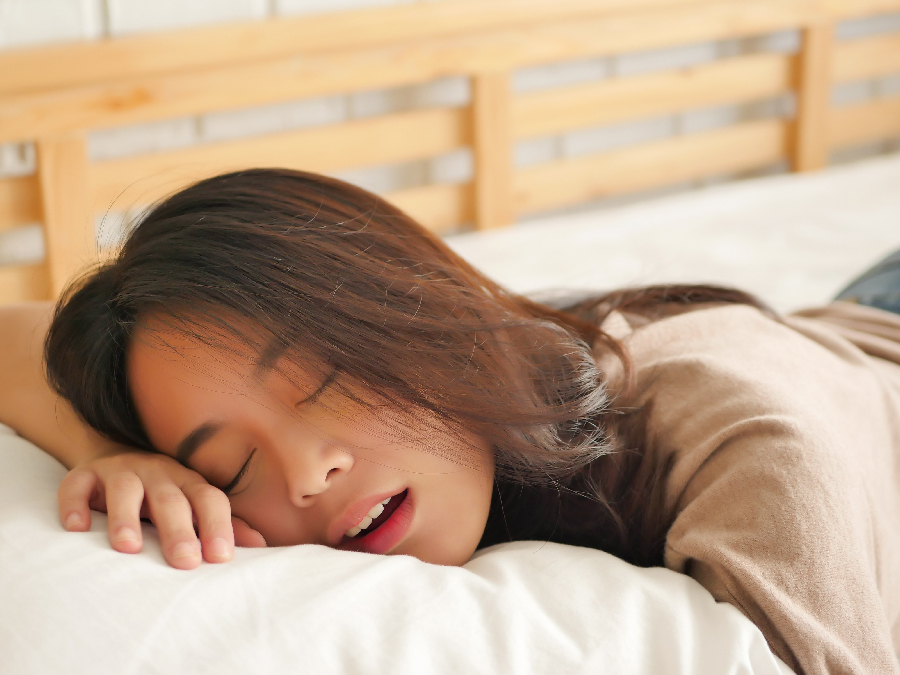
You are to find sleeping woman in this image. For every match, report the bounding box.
[1,169,898,675]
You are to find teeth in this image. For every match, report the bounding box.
[344,497,393,538]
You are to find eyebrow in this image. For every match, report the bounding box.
[175,338,286,465]
[252,337,289,380]
[175,422,223,466]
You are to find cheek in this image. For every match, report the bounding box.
[407,444,494,566]
[227,480,307,547]
[418,478,493,565]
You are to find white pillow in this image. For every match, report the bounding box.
[0,424,792,675]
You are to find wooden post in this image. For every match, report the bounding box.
[472,71,514,229]
[793,22,833,172]
[36,133,94,297]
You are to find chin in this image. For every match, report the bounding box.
[405,540,479,567]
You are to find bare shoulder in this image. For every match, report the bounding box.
[0,301,54,379]
[0,301,54,336]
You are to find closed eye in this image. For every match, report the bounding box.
[223,448,257,496]
[298,368,339,407]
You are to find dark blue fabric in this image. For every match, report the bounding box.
[835,248,900,316]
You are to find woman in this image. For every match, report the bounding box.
[1,169,898,675]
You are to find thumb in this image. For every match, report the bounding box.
[232,516,267,548]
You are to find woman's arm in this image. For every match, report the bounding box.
[0,302,264,568]
[0,302,118,468]
[630,305,900,675]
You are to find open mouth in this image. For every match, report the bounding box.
[344,489,408,541]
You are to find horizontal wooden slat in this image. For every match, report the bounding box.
[834,33,900,83]
[89,107,470,210]
[0,0,826,143]
[0,0,702,97]
[6,0,896,99]
[385,182,475,233]
[824,0,900,20]
[0,176,41,231]
[0,262,50,303]
[514,119,788,214]
[514,53,792,139]
[1,45,485,144]
[829,96,900,148]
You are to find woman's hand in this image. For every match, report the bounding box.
[0,304,264,569]
[58,449,266,570]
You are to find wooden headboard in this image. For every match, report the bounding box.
[1,0,899,303]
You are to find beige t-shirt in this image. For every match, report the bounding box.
[609,301,900,675]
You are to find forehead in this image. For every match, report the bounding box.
[126,322,255,417]
[126,315,328,399]
[126,317,318,454]
[129,318,257,375]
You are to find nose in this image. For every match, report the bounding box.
[277,433,355,507]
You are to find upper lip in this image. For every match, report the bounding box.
[327,489,404,546]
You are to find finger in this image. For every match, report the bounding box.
[145,483,202,570]
[184,483,234,564]
[232,516,267,548]
[104,471,147,555]
[58,468,97,533]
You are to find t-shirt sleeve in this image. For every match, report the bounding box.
[629,307,900,675]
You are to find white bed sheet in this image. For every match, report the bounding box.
[0,423,791,675]
[449,153,900,314]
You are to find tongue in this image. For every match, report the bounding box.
[362,490,407,537]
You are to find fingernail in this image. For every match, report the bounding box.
[64,513,83,530]
[208,537,231,561]
[115,526,139,544]
[173,542,199,561]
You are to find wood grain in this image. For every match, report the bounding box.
[834,33,900,83]
[0,176,41,231]
[386,182,474,233]
[514,120,788,214]
[514,53,793,139]
[0,0,705,96]
[2,0,900,305]
[473,72,514,229]
[36,135,95,297]
[793,23,833,172]
[89,107,470,210]
[824,0,900,19]
[830,96,900,148]
[9,0,891,97]
[0,0,828,143]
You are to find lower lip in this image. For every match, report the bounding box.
[339,490,414,555]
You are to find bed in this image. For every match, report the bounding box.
[2,1,900,672]
[450,151,900,314]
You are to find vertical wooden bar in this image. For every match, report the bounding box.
[793,22,834,172]
[36,133,94,297]
[472,71,514,230]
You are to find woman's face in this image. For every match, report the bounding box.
[127,320,495,566]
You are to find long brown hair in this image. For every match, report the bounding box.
[44,169,774,567]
